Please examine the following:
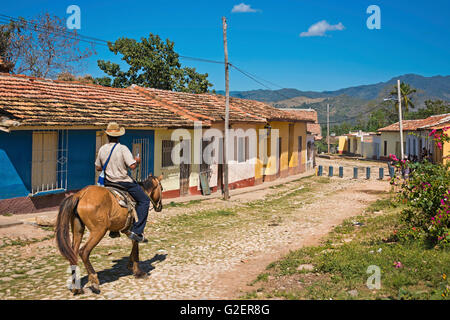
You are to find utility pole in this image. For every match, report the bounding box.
[222,16,230,200]
[327,103,330,154]
[397,79,404,160]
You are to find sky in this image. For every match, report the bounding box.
[3,0,450,92]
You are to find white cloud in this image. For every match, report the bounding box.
[231,3,260,13]
[300,20,345,37]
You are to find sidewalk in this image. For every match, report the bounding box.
[0,170,316,229]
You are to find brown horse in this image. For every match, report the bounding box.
[55,175,163,295]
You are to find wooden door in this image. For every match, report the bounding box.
[200,138,211,195]
[277,137,282,177]
[200,139,211,176]
[298,136,303,170]
[179,139,191,196]
[32,131,58,193]
[217,137,224,192]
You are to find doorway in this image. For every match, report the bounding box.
[179,139,191,196]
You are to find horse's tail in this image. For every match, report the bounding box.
[55,194,80,265]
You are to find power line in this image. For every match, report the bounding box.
[229,64,273,91]
[179,56,224,65]
[230,63,377,124]
[230,63,285,89]
[0,13,225,65]
[0,14,108,46]
[0,18,108,47]
[0,12,384,125]
[317,113,370,125]
[229,63,297,102]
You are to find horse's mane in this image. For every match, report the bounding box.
[138,175,157,191]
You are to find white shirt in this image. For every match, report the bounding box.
[95,143,136,183]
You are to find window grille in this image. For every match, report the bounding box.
[31,130,68,195]
[162,140,174,167]
[132,138,150,182]
[238,137,244,163]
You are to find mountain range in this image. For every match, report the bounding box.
[218,74,450,125]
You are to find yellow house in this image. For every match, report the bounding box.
[440,127,450,165]
[378,114,450,162]
[420,124,450,165]
[256,109,316,183]
[257,121,308,182]
[338,136,347,154]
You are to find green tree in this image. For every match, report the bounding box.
[93,76,112,87]
[389,82,417,113]
[365,104,398,132]
[405,100,450,120]
[97,34,213,93]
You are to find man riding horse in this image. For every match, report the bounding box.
[55,122,163,294]
[95,122,151,243]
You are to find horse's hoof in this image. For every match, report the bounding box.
[134,272,148,279]
[72,288,84,295]
[90,285,101,294]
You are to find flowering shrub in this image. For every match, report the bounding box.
[389,130,450,245]
[429,190,450,244]
[429,126,450,152]
[397,161,450,243]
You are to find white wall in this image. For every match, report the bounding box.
[208,123,256,189]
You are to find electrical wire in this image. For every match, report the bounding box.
[230,63,382,125]
[0,14,108,46]
[0,13,226,65]
[0,12,381,124]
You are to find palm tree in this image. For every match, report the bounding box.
[389,82,417,113]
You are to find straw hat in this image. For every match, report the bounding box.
[105,122,125,137]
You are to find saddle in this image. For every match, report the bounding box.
[104,182,139,233]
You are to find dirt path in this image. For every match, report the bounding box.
[0,168,390,300]
[213,180,389,298]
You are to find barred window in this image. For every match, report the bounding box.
[238,137,244,163]
[31,130,68,194]
[162,140,174,167]
[234,136,238,161]
[245,136,249,161]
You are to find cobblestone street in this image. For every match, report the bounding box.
[0,159,390,300]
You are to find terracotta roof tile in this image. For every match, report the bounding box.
[283,108,321,137]
[378,113,450,132]
[0,73,197,128]
[0,73,315,130]
[135,87,315,123]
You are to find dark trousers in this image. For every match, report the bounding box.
[109,179,150,235]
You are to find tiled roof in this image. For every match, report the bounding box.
[307,123,322,137]
[135,87,264,123]
[0,73,198,128]
[0,73,316,129]
[282,108,317,122]
[378,113,450,132]
[137,87,315,123]
[283,108,321,137]
[226,97,314,123]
